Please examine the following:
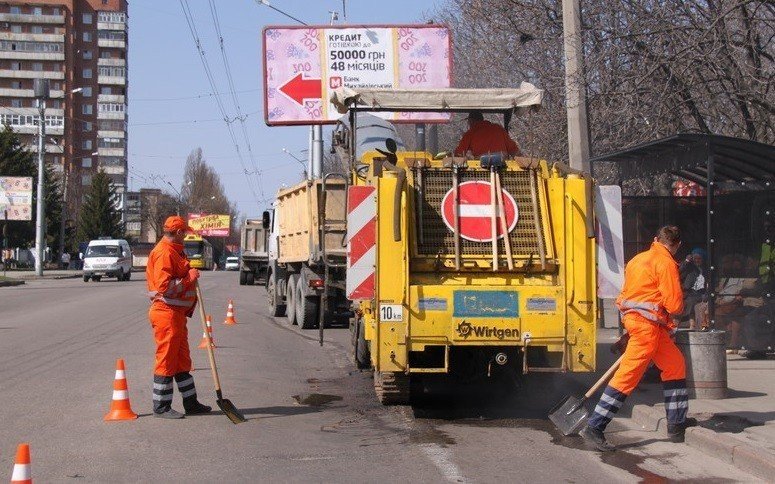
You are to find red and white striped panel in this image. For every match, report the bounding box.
[347,186,376,300]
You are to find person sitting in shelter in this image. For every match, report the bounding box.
[678,247,706,328]
[454,111,522,158]
[693,255,749,352]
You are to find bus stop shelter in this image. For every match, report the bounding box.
[590,133,775,328]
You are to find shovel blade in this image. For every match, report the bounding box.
[217,398,247,424]
[548,395,589,436]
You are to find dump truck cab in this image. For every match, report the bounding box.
[331,86,598,404]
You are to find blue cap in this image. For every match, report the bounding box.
[691,248,707,259]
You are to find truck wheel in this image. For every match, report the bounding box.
[124,271,131,281]
[286,274,298,325]
[83,275,90,282]
[374,371,411,405]
[353,316,371,369]
[239,271,247,285]
[246,271,255,286]
[267,275,285,317]
[117,268,124,281]
[93,275,102,282]
[295,277,320,330]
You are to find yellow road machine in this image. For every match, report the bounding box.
[329,86,597,404]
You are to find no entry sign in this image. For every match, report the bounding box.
[441,181,518,242]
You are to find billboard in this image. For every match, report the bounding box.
[263,24,452,126]
[188,214,231,237]
[0,176,33,221]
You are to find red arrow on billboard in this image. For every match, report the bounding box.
[279,73,322,106]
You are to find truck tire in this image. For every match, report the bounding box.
[93,275,102,282]
[267,275,285,317]
[239,271,247,285]
[124,271,131,281]
[83,275,90,282]
[353,316,370,369]
[246,271,255,286]
[117,268,124,281]
[374,371,411,405]
[286,274,298,325]
[295,277,320,330]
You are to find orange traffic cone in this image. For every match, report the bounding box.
[10,443,31,484]
[198,315,216,349]
[223,299,237,325]
[104,358,138,421]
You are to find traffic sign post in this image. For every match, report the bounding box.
[441,181,518,243]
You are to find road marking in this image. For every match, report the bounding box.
[418,443,467,483]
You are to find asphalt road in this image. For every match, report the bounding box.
[0,271,754,482]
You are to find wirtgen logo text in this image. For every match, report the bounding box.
[456,321,519,340]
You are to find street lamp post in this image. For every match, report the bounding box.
[33,78,50,276]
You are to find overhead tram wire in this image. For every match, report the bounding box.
[207,0,266,201]
[178,0,266,204]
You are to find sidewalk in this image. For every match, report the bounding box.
[596,321,775,480]
[0,269,81,280]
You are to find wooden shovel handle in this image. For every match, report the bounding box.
[195,282,222,393]
[584,354,625,399]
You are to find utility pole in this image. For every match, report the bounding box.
[34,79,49,276]
[562,0,590,172]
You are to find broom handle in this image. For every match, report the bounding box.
[490,167,498,271]
[584,354,624,399]
[494,171,514,270]
[195,282,222,393]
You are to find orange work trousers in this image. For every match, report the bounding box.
[608,315,686,395]
[149,305,192,377]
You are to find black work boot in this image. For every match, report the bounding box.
[667,424,685,443]
[184,399,212,415]
[580,425,616,452]
[175,372,212,415]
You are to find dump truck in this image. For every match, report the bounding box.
[327,86,598,404]
[264,179,349,329]
[238,218,269,285]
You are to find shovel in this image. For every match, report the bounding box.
[548,355,624,436]
[195,282,247,424]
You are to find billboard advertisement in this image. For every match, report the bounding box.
[188,214,231,237]
[263,24,452,126]
[0,176,33,221]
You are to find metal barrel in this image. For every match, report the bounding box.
[674,330,728,399]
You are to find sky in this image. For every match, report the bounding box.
[127,0,441,218]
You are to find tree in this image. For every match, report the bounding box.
[180,148,238,262]
[77,171,124,241]
[140,191,179,243]
[0,125,62,249]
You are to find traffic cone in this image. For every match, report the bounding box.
[223,299,237,325]
[10,443,31,484]
[104,358,138,421]
[198,315,216,349]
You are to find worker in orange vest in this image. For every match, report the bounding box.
[454,111,522,158]
[581,225,690,451]
[146,216,211,419]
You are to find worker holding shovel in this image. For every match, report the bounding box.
[581,225,690,451]
[146,216,212,419]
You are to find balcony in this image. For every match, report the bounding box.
[0,107,63,116]
[0,69,64,79]
[97,21,127,31]
[97,129,125,138]
[0,51,64,61]
[0,88,64,98]
[100,165,125,175]
[98,75,125,86]
[97,94,124,103]
[97,110,125,120]
[97,38,125,49]
[97,57,126,67]
[98,147,125,157]
[0,32,64,43]
[0,13,65,24]
[28,142,64,154]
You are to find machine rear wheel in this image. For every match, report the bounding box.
[296,277,320,330]
[285,274,298,325]
[374,371,411,405]
[239,271,247,285]
[245,271,255,286]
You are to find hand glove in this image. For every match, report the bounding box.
[188,268,200,282]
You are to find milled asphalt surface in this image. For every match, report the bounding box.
[0,272,756,482]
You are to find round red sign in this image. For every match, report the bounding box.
[441,181,518,242]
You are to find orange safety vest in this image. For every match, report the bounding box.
[146,238,197,311]
[616,242,684,326]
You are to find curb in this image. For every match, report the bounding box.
[630,403,775,481]
[0,279,25,287]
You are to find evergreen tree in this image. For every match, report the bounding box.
[0,125,62,249]
[77,171,123,241]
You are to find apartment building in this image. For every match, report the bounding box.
[0,0,128,222]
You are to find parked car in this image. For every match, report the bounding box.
[225,256,240,271]
[82,239,133,282]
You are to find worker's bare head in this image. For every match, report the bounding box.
[654,225,681,255]
[465,111,484,128]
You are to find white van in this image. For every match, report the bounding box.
[82,238,133,282]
